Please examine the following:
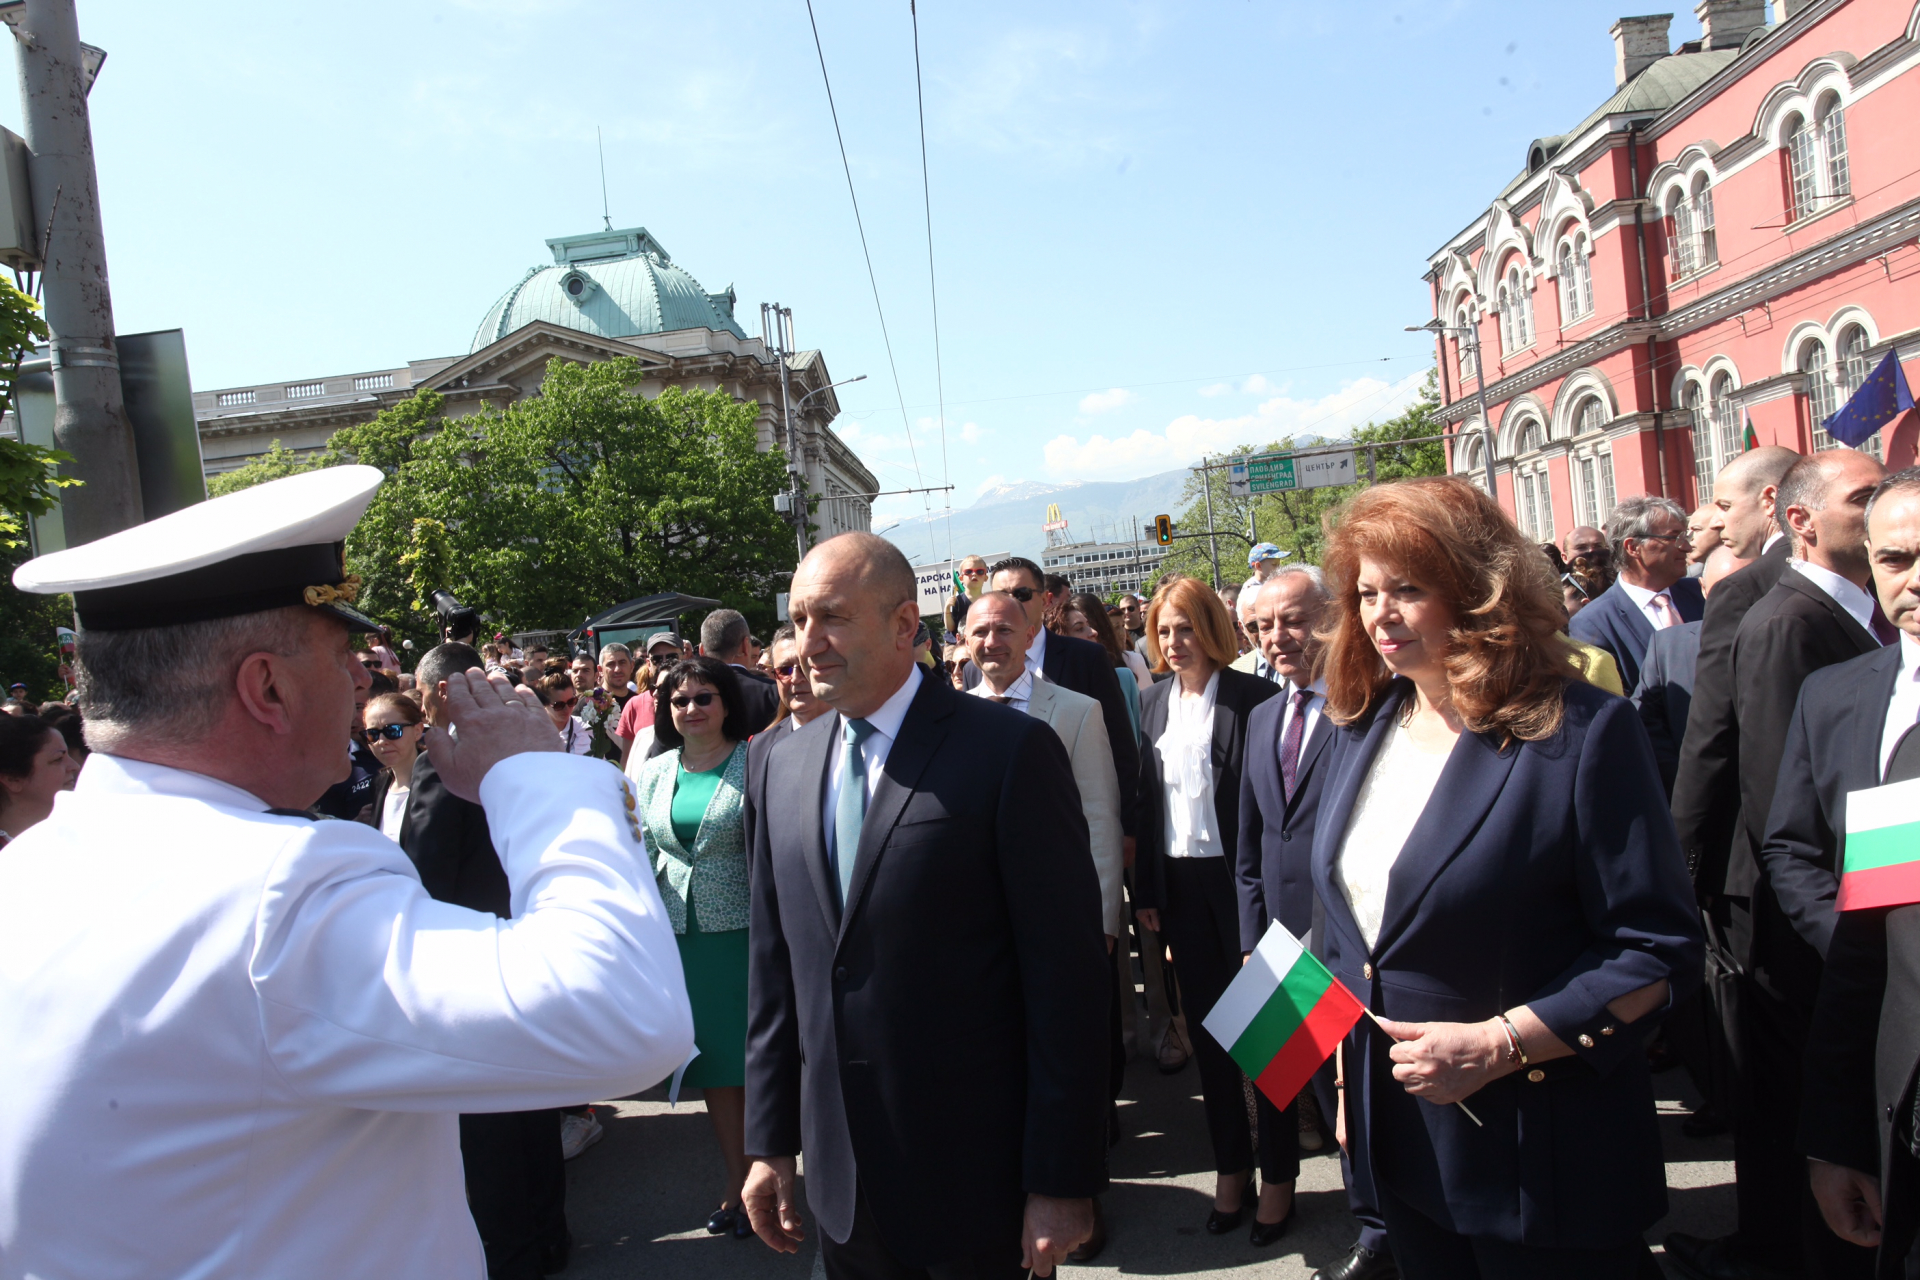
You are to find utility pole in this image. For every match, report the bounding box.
[763,302,804,561]
[13,0,140,542]
[1198,452,1221,590]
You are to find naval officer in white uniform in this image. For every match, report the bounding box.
[0,465,694,1280]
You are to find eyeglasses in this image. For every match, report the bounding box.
[670,692,718,709]
[959,567,988,577]
[367,723,412,741]
[773,663,801,677]
[1004,586,1037,602]
[548,695,578,709]
[1636,531,1692,545]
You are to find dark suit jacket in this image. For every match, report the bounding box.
[731,664,782,734]
[743,672,1110,1263]
[1314,678,1702,1248]
[1673,538,1793,895]
[1567,574,1705,693]
[392,753,509,918]
[1633,621,1701,796]
[1131,667,1281,913]
[1234,688,1334,951]
[1041,631,1140,837]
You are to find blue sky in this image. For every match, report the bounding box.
[4,0,1725,532]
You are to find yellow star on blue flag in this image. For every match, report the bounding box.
[1824,350,1914,448]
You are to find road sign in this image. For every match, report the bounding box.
[1153,514,1174,546]
[1227,449,1358,496]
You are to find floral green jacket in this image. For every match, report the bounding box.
[634,741,749,935]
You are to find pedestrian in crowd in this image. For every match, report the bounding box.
[0,712,78,848]
[1688,503,1725,575]
[945,553,990,641]
[314,670,380,822]
[600,642,638,704]
[1242,541,1290,599]
[0,466,692,1278]
[532,669,592,755]
[1636,544,1752,796]
[1667,447,1889,1280]
[742,532,1108,1277]
[1100,597,1155,691]
[0,698,30,716]
[1236,564,1398,1278]
[764,623,826,734]
[615,637,680,764]
[1123,592,1148,653]
[632,655,755,1240]
[1059,592,1143,740]
[362,690,425,841]
[1228,582,1270,677]
[1216,582,1246,651]
[522,643,549,671]
[1314,476,1700,1276]
[1130,576,1290,1242]
[990,556,1139,853]
[701,609,780,733]
[913,618,937,670]
[36,700,86,766]
[1568,495,1704,691]
[1782,468,1920,1275]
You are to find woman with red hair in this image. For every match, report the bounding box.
[1131,576,1293,1244]
[1313,477,1700,1277]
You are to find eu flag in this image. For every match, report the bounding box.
[1824,350,1914,448]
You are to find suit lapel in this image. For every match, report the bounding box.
[1291,713,1334,802]
[1372,722,1521,957]
[1610,589,1653,656]
[1211,677,1241,771]
[1859,646,1905,785]
[840,676,955,943]
[1026,679,1059,727]
[789,714,840,934]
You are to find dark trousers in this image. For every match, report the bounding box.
[1313,1060,1390,1256]
[460,1109,567,1280]
[1161,855,1299,1184]
[822,1185,1024,1280]
[1375,1176,1659,1280]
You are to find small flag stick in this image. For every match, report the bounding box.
[1363,1007,1483,1127]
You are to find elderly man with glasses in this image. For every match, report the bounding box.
[1568,496,1705,692]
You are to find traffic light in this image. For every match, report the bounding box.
[1153,514,1174,546]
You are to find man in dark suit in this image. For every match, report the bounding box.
[701,607,781,733]
[1235,566,1393,1280]
[742,533,1110,1278]
[1568,495,1705,691]
[1636,545,1754,796]
[405,643,568,1280]
[1761,469,1920,1278]
[1667,449,1887,1280]
[990,557,1139,844]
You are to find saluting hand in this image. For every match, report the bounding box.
[421,668,562,803]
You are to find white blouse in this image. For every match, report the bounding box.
[379,784,410,842]
[1155,671,1221,859]
[1334,717,1452,949]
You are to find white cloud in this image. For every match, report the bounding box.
[974,473,1009,496]
[1041,371,1429,481]
[1198,382,1233,397]
[1242,374,1276,395]
[1078,387,1136,415]
[959,421,987,445]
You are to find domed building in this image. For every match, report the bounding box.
[191,225,877,542]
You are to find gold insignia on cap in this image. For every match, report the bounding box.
[303,574,364,607]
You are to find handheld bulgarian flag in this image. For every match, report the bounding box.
[1839,777,1920,911]
[1204,922,1367,1109]
[1742,417,1759,451]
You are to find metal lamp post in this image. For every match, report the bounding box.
[783,373,868,556]
[1409,318,1497,499]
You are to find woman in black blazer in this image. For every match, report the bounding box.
[1130,576,1287,1242]
[1313,478,1702,1278]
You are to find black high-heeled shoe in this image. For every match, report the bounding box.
[1204,1204,1246,1234]
[732,1211,754,1240]
[1249,1203,1295,1247]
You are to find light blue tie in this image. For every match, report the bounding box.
[832,717,876,907]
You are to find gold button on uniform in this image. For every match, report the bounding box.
[1527,1068,1545,1083]
[1600,1026,1615,1036]
[1362,963,1374,980]
[1578,1034,1595,1048]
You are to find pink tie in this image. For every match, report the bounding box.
[1649,592,1674,629]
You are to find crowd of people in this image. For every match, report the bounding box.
[12,446,1920,1280]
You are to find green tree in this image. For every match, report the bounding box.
[327,357,796,646]
[0,280,71,701]
[1163,369,1445,584]
[206,440,325,498]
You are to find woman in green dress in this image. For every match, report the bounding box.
[633,655,755,1238]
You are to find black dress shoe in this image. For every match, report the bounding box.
[1312,1242,1399,1280]
[704,1207,736,1236]
[732,1212,754,1239]
[1204,1203,1245,1234]
[1663,1232,1802,1280]
[1249,1205,1294,1247]
[1068,1198,1107,1263]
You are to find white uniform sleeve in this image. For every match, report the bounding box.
[249,753,694,1112]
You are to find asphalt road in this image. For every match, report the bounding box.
[558,1061,1734,1278]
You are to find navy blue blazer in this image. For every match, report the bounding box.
[1235,687,1334,952]
[1631,620,1701,796]
[1568,575,1704,693]
[1314,678,1702,1248]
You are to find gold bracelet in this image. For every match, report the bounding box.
[1495,1014,1529,1066]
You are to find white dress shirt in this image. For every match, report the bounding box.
[1156,671,1221,859]
[823,663,924,841]
[0,751,693,1280]
[1882,632,1920,781]
[1618,578,1681,630]
[1788,558,1878,637]
[1024,625,1049,681]
[1335,718,1453,949]
[971,667,1036,712]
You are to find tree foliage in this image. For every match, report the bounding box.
[324,357,795,647]
[206,439,322,498]
[1162,369,1445,585]
[0,279,71,699]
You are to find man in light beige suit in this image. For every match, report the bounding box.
[962,592,1123,944]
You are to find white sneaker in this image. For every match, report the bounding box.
[560,1109,604,1160]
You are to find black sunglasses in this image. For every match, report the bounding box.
[773,663,801,677]
[1005,586,1038,602]
[670,691,718,709]
[368,723,412,741]
[548,695,578,708]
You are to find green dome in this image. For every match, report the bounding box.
[471,226,748,353]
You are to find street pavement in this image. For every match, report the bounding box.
[560,1060,1734,1278]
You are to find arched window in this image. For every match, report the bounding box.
[1686,380,1717,499]
[1516,419,1544,454]
[1512,417,1553,541]
[1833,324,1884,459]
[1558,234,1593,322]
[1785,98,1852,223]
[1669,190,1697,278]
[1455,304,1478,383]
[1672,175,1718,277]
[1568,396,1614,526]
[1802,339,1840,450]
[1692,174,1717,269]
[1786,113,1819,221]
[1504,265,1534,350]
[1818,94,1851,201]
[1573,396,1607,436]
[1711,371,1741,463]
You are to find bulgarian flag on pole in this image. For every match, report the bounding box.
[1840,777,1920,911]
[1204,922,1367,1109]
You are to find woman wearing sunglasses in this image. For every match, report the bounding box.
[361,692,425,841]
[533,670,593,755]
[632,656,756,1238]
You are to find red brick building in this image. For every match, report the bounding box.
[1426,0,1920,540]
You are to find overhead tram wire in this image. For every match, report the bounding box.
[803,0,937,560]
[909,0,954,567]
